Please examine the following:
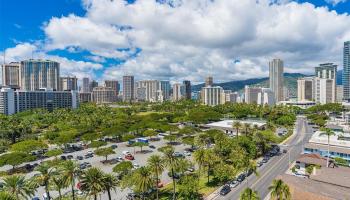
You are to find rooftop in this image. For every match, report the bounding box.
[309,130,350,149]
[296,153,328,167]
[206,119,266,129]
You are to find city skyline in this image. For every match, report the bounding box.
[1,0,350,84]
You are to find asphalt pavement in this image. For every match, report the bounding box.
[211,115,314,200]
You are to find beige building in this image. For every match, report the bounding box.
[136,80,159,102]
[336,85,343,102]
[172,83,184,101]
[59,76,78,91]
[205,76,213,87]
[122,75,134,102]
[314,77,335,104]
[1,62,20,88]
[92,86,116,104]
[201,86,223,106]
[244,86,261,104]
[269,58,284,102]
[315,63,337,102]
[19,59,60,91]
[105,80,119,95]
[297,77,314,101]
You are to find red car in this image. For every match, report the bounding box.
[125,154,134,160]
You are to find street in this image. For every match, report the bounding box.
[211,115,313,200]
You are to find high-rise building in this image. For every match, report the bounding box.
[315,63,337,101]
[269,59,284,102]
[105,80,119,95]
[136,80,159,102]
[92,86,116,104]
[202,86,223,106]
[19,59,60,91]
[159,81,171,101]
[337,85,343,103]
[257,88,275,106]
[183,80,191,99]
[59,76,78,91]
[297,77,314,101]
[244,86,261,104]
[343,41,350,101]
[172,83,184,101]
[314,77,335,104]
[123,75,134,102]
[0,88,78,115]
[1,62,20,89]
[79,92,92,103]
[89,80,98,91]
[82,77,90,93]
[205,76,213,87]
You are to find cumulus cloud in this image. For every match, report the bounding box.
[5,0,350,84]
[325,0,348,6]
[3,43,103,80]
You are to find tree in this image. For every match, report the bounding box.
[233,121,242,138]
[182,136,195,149]
[132,142,147,153]
[243,158,259,187]
[193,148,206,177]
[60,160,80,200]
[203,149,218,183]
[94,147,115,161]
[0,152,36,170]
[45,149,63,158]
[240,187,260,200]
[102,173,119,200]
[143,129,158,139]
[320,128,335,168]
[242,123,251,137]
[0,191,17,200]
[178,174,200,200]
[268,179,291,200]
[164,134,177,144]
[35,163,57,200]
[79,167,105,200]
[147,155,164,200]
[10,140,47,153]
[162,146,180,200]
[89,140,107,148]
[1,175,37,199]
[113,161,133,177]
[133,167,153,200]
[51,175,67,200]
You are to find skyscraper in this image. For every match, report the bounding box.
[315,63,337,102]
[269,59,284,102]
[89,80,98,91]
[343,41,350,101]
[205,76,213,87]
[59,76,78,91]
[172,83,184,101]
[105,80,119,95]
[136,80,159,102]
[183,80,191,99]
[82,77,90,93]
[159,81,171,101]
[202,86,223,106]
[123,75,134,102]
[297,77,314,101]
[1,62,20,89]
[19,59,60,91]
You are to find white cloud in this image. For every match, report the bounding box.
[5,0,350,84]
[325,0,348,6]
[3,43,103,80]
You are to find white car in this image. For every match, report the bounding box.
[116,156,124,162]
[133,163,140,169]
[183,151,191,156]
[122,151,131,155]
[229,180,239,188]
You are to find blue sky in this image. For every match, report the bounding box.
[1,0,349,83]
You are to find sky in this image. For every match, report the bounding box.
[0,0,350,84]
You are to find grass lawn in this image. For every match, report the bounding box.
[159,175,221,200]
[137,111,164,116]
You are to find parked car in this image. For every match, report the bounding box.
[123,151,131,155]
[173,152,184,157]
[60,155,67,160]
[31,197,40,200]
[67,155,74,159]
[237,174,246,182]
[111,144,118,149]
[167,172,181,179]
[149,145,156,149]
[187,167,195,172]
[229,180,239,188]
[183,151,191,156]
[125,154,134,160]
[133,163,140,169]
[116,156,124,162]
[283,149,288,153]
[220,185,231,196]
[77,156,84,160]
[257,161,263,167]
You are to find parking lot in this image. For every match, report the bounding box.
[0,137,192,200]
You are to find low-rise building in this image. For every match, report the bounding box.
[0,87,78,115]
[205,119,266,135]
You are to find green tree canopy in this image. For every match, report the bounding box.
[10,140,47,153]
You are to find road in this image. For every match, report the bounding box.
[212,115,314,200]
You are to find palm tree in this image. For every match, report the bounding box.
[243,158,259,187]
[1,175,36,199]
[134,167,154,200]
[233,121,242,138]
[193,148,205,177]
[162,146,180,200]
[60,160,80,200]
[79,167,105,200]
[268,179,291,200]
[240,187,260,200]
[147,155,165,200]
[35,163,57,200]
[102,173,119,200]
[51,175,67,200]
[320,128,335,167]
[0,191,17,200]
[203,149,218,183]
